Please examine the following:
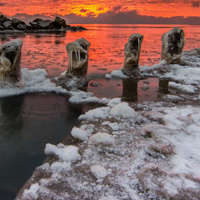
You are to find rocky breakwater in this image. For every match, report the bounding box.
[0,15,86,33]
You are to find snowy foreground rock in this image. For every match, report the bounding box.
[0,39,23,84]
[16,101,200,200]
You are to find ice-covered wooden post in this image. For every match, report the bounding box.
[66,38,90,76]
[161,28,185,64]
[123,34,143,77]
[0,39,23,83]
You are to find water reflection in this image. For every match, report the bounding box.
[122,79,138,102]
[0,93,84,199]
[1,24,200,78]
[89,77,169,102]
[0,96,24,135]
[158,80,169,96]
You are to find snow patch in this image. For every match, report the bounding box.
[90,164,107,181]
[90,132,115,145]
[22,183,40,199]
[106,69,128,79]
[71,127,91,141]
[44,143,81,162]
[110,102,136,118]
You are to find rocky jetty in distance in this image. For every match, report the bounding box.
[0,15,87,33]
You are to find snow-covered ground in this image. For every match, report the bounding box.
[16,101,200,200]
[3,48,200,199]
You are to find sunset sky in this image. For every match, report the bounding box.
[0,0,200,24]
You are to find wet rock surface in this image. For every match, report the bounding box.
[0,15,87,33]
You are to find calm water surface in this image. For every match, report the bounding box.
[0,24,200,199]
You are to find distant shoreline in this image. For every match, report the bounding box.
[0,15,87,34]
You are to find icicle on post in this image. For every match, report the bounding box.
[66,38,90,77]
[0,39,23,84]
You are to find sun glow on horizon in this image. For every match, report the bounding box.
[1,0,200,21]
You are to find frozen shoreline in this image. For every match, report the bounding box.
[12,49,200,199]
[16,100,200,200]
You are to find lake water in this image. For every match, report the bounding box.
[0,24,200,199]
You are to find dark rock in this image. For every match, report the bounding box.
[33,18,43,23]
[57,74,88,91]
[90,82,102,87]
[38,20,54,29]
[26,24,32,30]
[12,18,26,28]
[0,15,11,23]
[70,26,77,31]
[0,25,4,30]
[77,26,87,30]
[55,40,62,44]
[0,16,87,33]
[66,25,71,30]
[53,17,66,29]
[29,21,39,29]
[16,23,26,30]
[3,21,12,29]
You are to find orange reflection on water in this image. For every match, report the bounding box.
[1,24,200,78]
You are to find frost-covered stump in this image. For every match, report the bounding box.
[66,38,90,76]
[0,39,23,84]
[123,34,143,77]
[161,28,185,64]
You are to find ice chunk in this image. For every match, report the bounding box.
[22,183,40,199]
[90,132,115,145]
[90,164,107,181]
[50,161,71,173]
[44,143,81,162]
[110,102,136,118]
[71,127,91,141]
[79,107,110,121]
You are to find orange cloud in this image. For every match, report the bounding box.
[1,0,200,20]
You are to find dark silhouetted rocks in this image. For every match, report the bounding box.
[53,16,67,29]
[0,15,87,33]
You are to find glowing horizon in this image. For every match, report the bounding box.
[0,0,200,23]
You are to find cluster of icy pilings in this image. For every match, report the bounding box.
[0,38,23,85]
[0,27,187,90]
[105,27,186,79]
